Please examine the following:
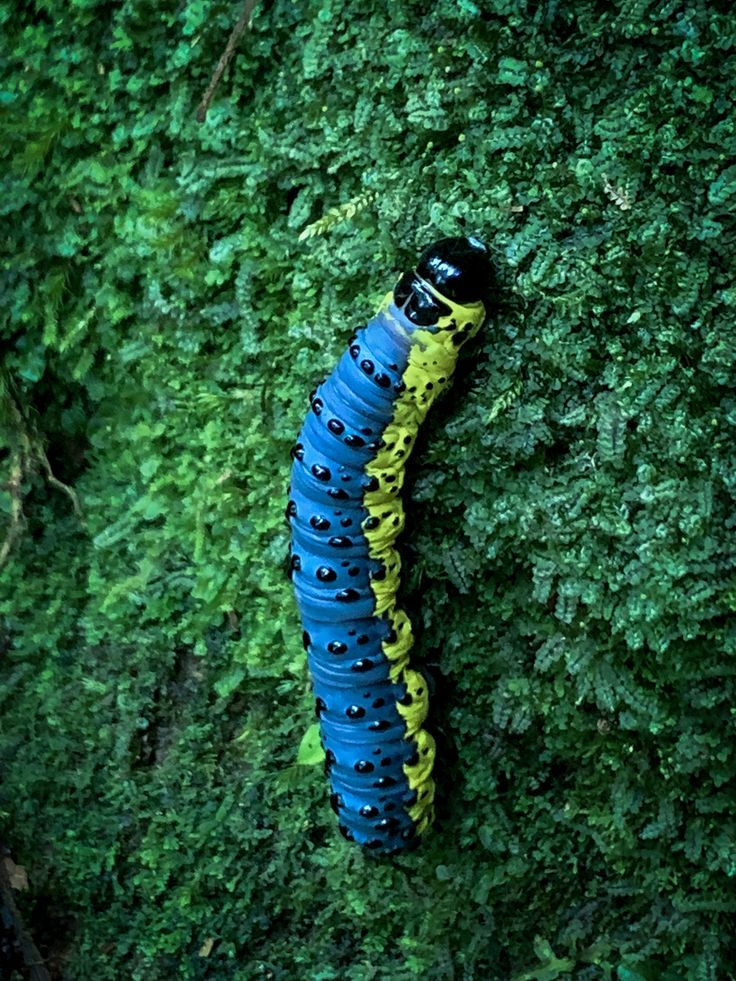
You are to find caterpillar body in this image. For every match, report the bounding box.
[287,237,491,854]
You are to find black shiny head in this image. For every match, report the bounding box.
[416,236,492,305]
[393,236,492,326]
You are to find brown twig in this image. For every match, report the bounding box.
[37,445,84,521]
[0,379,85,568]
[0,854,52,981]
[0,454,24,568]
[196,0,258,123]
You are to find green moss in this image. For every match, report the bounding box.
[2,1,735,978]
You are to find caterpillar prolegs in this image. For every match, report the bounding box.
[287,238,492,854]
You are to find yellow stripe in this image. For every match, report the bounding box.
[362,279,486,836]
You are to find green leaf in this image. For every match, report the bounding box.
[213,666,246,699]
[296,723,324,766]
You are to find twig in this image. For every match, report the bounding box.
[37,446,84,521]
[0,380,85,568]
[0,455,24,569]
[0,855,52,981]
[196,0,258,123]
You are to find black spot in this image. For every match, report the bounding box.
[312,464,331,481]
[364,516,380,530]
[311,397,324,415]
[380,757,393,768]
[327,641,348,655]
[376,816,400,830]
[360,359,374,375]
[399,692,413,706]
[417,688,424,695]
[346,705,366,719]
[357,634,370,645]
[349,344,360,359]
[392,517,400,526]
[330,792,344,813]
[373,776,396,788]
[316,566,337,582]
[340,517,353,527]
[351,659,375,673]
[369,719,391,732]
[372,697,385,708]
[310,515,331,531]
[336,588,360,602]
[290,554,301,573]
[338,823,355,841]
[290,442,305,461]
[340,474,352,482]
[425,382,434,390]
[365,839,383,849]
[389,362,398,370]
[407,751,419,766]
[439,376,446,383]
[360,804,379,818]
[302,631,311,650]
[361,427,373,436]
[315,697,326,717]
[354,760,375,773]
[361,476,379,492]
[386,629,398,643]
[328,536,353,548]
[285,500,297,520]
[345,434,365,448]
[385,802,396,812]
[384,474,396,483]
[452,332,464,346]
[404,790,418,806]
[371,566,386,582]
[348,566,360,577]
[325,749,336,770]
[403,435,412,445]
[394,381,406,394]
[328,487,350,500]
[374,372,391,388]
[341,561,350,567]
[328,418,345,435]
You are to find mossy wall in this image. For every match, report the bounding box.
[2,1,735,978]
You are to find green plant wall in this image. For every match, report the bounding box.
[1,0,735,978]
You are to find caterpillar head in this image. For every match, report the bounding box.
[417,236,492,305]
[394,237,492,327]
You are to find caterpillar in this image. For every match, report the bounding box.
[287,237,492,854]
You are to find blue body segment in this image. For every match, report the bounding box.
[288,303,422,853]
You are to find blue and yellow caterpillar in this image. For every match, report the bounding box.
[287,238,492,854]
